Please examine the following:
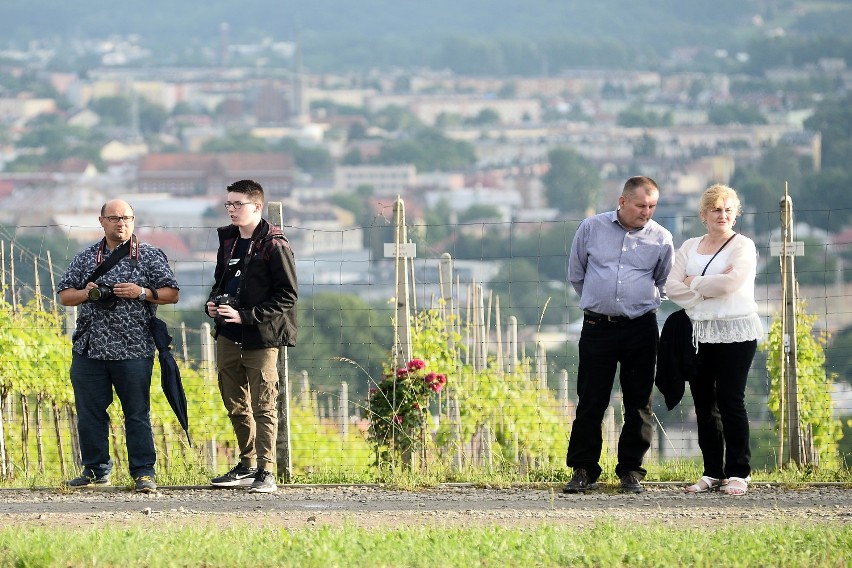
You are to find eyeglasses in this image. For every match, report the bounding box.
[224,201,256,210]
[103,215,135,223]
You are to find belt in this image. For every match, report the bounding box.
[583,310,630,322]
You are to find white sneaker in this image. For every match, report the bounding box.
[248,469,277,493]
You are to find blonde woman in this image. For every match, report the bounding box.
[666,184,763,496]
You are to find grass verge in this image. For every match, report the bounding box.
[1,520,849,567]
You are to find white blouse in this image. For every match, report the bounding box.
[666,234,763,345]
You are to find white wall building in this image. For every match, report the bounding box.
[334,164,417,195]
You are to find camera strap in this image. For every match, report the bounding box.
[86,235,137,284]
[213,236,254,296]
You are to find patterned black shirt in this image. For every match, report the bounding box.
[57,240,180,360]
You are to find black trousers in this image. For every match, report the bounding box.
[566,311,658,482]
[690,340,757,480]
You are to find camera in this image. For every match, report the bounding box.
[88,283,117,310]
[212,294,239,325]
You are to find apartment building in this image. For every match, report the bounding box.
[137,152,294,198]
[334,164,417,195]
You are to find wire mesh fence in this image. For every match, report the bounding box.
[1,202,850,481]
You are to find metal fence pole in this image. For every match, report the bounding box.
[268,201,293,482]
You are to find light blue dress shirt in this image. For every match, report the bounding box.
[568,210,674,319]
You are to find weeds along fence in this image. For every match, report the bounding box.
[0,201,851,481]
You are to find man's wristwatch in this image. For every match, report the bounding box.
[138,288,147,301]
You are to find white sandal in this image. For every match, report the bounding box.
[685,476,726,493]
[723,476,750,496]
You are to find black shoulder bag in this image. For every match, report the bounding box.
[699,232,737,277]
[671,232,737,314]
[668,231,739,332]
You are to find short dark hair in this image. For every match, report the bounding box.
[623,176,658,197]
[226,179,265,203]
[100,200,134,216]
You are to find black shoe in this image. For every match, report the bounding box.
[620,472,644,494]
[134,475,157,493]
[563,469,598,493]
[211,464,258,487]
[64,471,110,488]
[248,469,278,494]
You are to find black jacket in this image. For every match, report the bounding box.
[654,308,695,410]
[208,218,298,349]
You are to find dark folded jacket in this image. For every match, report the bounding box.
[655,309,696,410]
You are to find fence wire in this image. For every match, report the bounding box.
[1,206,851,480]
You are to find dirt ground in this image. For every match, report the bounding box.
[2,483,851,530]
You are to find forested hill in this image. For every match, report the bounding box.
[3,0,851,73]
[8,0,759,42]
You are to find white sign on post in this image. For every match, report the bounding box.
[384,243,417,258]
[769,241,805,257]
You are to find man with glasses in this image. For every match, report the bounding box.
[57,199,179,493]
[207,179,297,494]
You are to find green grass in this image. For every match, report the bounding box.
[1,520,849,567]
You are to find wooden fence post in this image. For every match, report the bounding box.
[300,370,310,408]
[475,284,487,371]
[507,316,518,372]
[494,297,504,376]
[68,407,81,469]
[391,197,412,369]
[604,406,617,458]
[339,382,349,439]
[439,253,455,356]
[199,319,219,471]
[205,435,218,475]
[535,342,547,390]
[20,395,29,475]
[558,369,571,421]
[35,397,45,473]
[65,306,77,338]
[277,345,293,483]
[180,321,189,363]
[448,396,463,470]
[199,322,215,382]
[0,395,7,477]
[52,402,66,478]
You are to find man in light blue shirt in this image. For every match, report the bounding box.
[564,176,674,494]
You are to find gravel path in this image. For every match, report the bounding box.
[2,484,850,530]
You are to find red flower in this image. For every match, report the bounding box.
[423,372,447,393]
[370,359,449,446]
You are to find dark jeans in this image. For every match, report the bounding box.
[566,311,658,482]
[70,353,156,479]
[691,340,757,480]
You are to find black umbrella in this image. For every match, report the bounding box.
[150,316,192,447]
